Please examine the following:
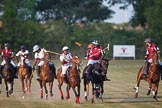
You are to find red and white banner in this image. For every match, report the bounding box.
[113,45,135,59]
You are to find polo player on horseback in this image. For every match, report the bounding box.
[16,45,32,73]
[86,40,110,81]
[59,46,72,82]
[33,45,57,80]
[0,43,18,78]
[143,38,161,76]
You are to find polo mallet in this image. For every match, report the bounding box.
[75,41,82,47]
[46,50,61,55]
[103,43,110,51]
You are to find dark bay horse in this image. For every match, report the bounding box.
[57,56,81,104]
[38,52,56,99]
[134,51,160,102]
[18,55,32,97]
[1,57,15,97]
[83,58,109,103]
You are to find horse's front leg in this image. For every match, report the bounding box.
[152,83,159,102]
[76,85,80,104]
[39,80,43,99]
[66,84,70,99]
[146,83,152,96]
[8,80,14,95]
[27,78,32,94]
[49,82,53,97]
[20,78,25,94]
[0,77,2,94]
[91,82,95,103]
[5,81,9,97]
[43,82,48,99]
[99,82,104,100]
[84,78,89,101]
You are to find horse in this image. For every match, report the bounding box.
[38,52,56,99]
[1,57,15,97]
[134,50,160,102]
[57,55,81,104]
[18,55,32,97]
[83,58,109,103]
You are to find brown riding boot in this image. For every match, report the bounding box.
[0,65,3,78]
[14,67,18,79]
[36,66,40,80]
[143,62,151,77]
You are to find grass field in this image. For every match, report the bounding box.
[0,60,162,108]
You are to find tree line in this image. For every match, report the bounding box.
[0,0,162,59]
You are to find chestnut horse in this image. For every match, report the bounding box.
[83,58,109,103]
[18,55,32,97]
[134,51,160,101]
[1,57,15,97]
[57,56,81,104]
[38,52,56,99]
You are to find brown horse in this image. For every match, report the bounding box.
[18,55,32,97]
[134,51,160,101]
[1,57,15,97]
[57,56,81,104]
[83,58,109,103]
[38,52,56,99]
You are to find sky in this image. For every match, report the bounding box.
[104,3,134,24]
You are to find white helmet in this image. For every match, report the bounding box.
[62,46,69,51]
[92,40,99,45]
[33,45,40,52]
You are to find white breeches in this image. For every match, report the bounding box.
[87,59,98,65]
[148,59,160,63]
[61,64,72,75]
[1,60,16,67]
[17,59,31,67]
[38,60,44,66]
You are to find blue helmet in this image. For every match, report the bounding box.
[20,45,26,49]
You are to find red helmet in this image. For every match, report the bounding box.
[88,44,94,49]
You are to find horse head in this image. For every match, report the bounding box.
[44,52,50,64]
[71,55,82,66]
[101,58,110,72]
[152,50,159,65]
[5,57,11,65]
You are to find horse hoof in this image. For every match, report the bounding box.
[50,93,53,97]
[61,96,64,100]
[66,96,70,99]
[134,93,138,98]
[85,96,88,101]
[147,90,151,96]
[153,96,158,102]
[9,90,13,95]
[91,99,94,103]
